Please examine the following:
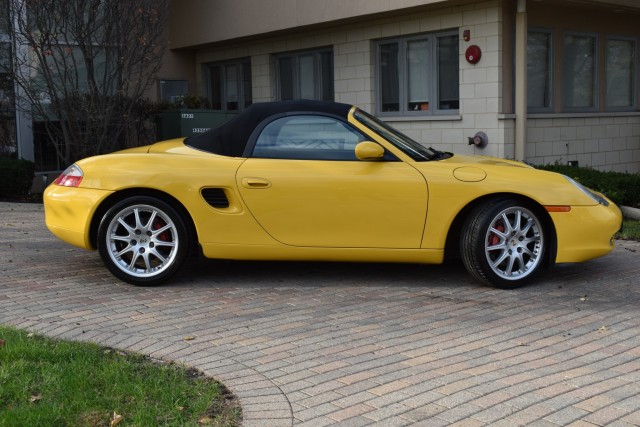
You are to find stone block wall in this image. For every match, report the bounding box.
[526,116,640,173]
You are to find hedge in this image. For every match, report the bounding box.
[537,164,640,208]
[0,158,35,198]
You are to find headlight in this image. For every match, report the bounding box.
[563,175,609,206]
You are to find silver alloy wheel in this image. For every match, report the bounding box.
[484,206,544,281]
[105,204,179,278]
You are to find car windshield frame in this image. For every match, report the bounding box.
[353,108,438,161]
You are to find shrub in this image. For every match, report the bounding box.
[537,164,640,208]
[0,158,35,198]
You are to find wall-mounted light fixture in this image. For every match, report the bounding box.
[468,131,488,148]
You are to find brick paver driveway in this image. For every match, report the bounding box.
[1,202,639,426]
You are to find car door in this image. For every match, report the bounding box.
[236,114,428,248]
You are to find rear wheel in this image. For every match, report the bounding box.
[97,196,190,285]
[461,198,546,288]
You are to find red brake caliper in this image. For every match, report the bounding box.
[489,223,505,246]
[153,219,169,241]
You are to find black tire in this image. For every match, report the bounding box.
[461,198,547,288]
[97,196,190,286]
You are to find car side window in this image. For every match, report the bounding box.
[252,115,367,160]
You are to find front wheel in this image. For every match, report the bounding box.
[97,196,190,286]
[461,199,547,288]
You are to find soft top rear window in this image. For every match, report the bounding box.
[185,100,352,157]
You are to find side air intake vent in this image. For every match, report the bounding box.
[201,188,230,208]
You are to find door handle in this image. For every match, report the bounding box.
[241,177,272,189]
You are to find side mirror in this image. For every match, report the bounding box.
[355,141,385,161]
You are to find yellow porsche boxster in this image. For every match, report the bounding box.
[44,100,622,288]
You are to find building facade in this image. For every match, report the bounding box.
[163,0,640,173]
[5,0,640,173]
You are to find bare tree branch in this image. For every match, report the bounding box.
[6,0,168,166]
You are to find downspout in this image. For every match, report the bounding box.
[514,0,527,162]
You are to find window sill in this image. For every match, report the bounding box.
[530,111,640,118]
[499,111,640,120]
[380,114,462,122]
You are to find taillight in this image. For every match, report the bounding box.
[53,164,84,187]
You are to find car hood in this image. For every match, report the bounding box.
[441,154,532,169]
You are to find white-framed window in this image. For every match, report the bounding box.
[374,31,459,117]
[562,32,598,112]
[527,29,553,112]
[274,48,334,101]
[605,36,636,111]
[206,58,252,111]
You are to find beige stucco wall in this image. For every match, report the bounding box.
[169,0,449,49]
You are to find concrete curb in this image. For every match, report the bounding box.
[621,205,640,220]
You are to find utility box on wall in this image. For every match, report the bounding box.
[157,110,237,140]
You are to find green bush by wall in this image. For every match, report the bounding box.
[537,164,640,208]
[0,158,35,198]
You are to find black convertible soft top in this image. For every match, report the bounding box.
[184,100,353,157]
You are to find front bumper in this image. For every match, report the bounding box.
[551,202,622,263]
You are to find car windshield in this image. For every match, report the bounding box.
[353,109,439,161]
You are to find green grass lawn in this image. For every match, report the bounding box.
[618,219,640,241]
[0,326,240,426]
